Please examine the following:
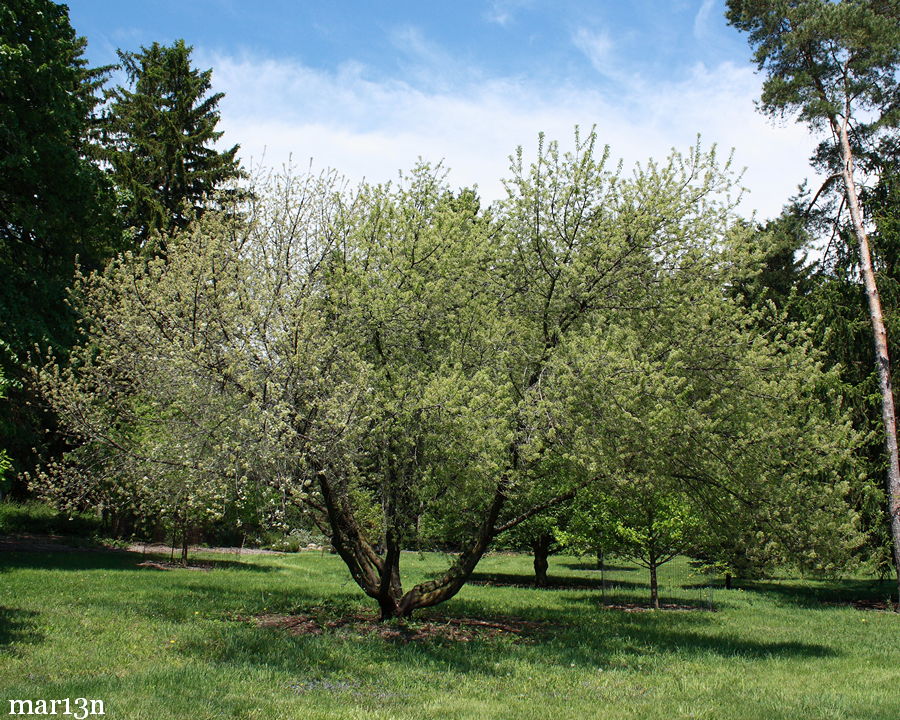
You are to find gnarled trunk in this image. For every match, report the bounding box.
[532,533,553,587]
[313,458,590,620]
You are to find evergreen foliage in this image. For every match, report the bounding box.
[0,0,119,483]
[100,39,244,250]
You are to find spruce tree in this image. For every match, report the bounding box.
[101,39,243,249]
[0,0,119,486]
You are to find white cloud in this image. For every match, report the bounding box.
[694,0,717,38]
[206,51,818,221]
[572,28,615,75]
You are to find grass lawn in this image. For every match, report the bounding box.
[0,545,898,719]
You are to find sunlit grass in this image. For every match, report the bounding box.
[0,546,897,719]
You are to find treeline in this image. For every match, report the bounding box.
[1,0,243,496]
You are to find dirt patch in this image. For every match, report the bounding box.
[850,599,899,613]
[254,610,550,643]
[600,602,715,612]
[136,560,212,572]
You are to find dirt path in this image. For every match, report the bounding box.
[0,533,291,555]
[126,542,286,556]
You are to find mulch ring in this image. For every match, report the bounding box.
[254,610,551,643]
[136,560,213,572]
[849,599,899,613]
[600,602,715,612]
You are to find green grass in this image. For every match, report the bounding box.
[0,547,898,719]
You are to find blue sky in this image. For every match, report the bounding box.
[67,0,819,219]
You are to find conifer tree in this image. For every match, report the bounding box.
[101,39,243,249]
[727,0,900,601]
[0,0,119,484]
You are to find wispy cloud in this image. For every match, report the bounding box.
[571,28,644,88]
[572,28,614,73]
[205,49,817,221]
[388,25,477,90]
[694,0,717,38]
[484,0,533,27]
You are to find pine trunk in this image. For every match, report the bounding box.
[837,119,900,608]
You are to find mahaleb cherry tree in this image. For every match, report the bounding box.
[37,133,857,618]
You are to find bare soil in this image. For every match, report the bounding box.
[850,599,900,612]
[254,610,551,643]
[599,602,715,612]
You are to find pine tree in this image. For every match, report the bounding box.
[727,0,900,604]
[101,39,243,250]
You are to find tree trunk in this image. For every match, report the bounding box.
[724,572,732,590]
[837,118,900,606]
[532,533,552,587]
[181,520,189,567]
[649,555,659,609]
[596,547,604,570]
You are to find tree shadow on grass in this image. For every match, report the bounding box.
[468,571,645,591]
[707,578,898,608]
[0,607,43,653]
[558,560,638,572]
[170,580,838,683]
[0,548,277,574]
[83,574,368,627]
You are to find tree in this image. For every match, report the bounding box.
[36,134,858,620]
[0,0,119,484]
[559,479,702,608]
[496,499,572,587]
[726,0,900,599]
[793,161,900,577]
[101,39,243,249]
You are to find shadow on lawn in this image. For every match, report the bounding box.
[0,548,277,574]
[0,607,43,652]
[171,582,838,681]
[559,560,638,572]
[468,571,644,591]
[709,578,898,608]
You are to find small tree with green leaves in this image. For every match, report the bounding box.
[560,479,702,608]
